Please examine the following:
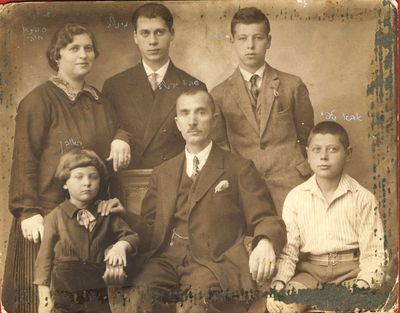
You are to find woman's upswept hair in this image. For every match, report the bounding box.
[46,23,99,71]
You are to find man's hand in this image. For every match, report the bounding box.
[107,139,131,172]
[97,198,126,216]
[21,214,44,243]
[266,281,285,313]
[249,238,276,283]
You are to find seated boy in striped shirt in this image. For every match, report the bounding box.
[267,121,386,313]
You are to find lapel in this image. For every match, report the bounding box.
[142,62,183,152]
[188,144,225,214]
[159,152,185,230]
[127,63,155,122]
[259,63,280,137]
[229,68,259,135]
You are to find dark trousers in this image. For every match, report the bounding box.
[53,289,111,313]
[120,237,248,313]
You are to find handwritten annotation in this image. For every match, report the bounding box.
[321,110,362,122]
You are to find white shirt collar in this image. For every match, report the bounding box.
[142,59,170,84]
[185,141,213,177]
[301,173,356,203]
[239,63,266,82]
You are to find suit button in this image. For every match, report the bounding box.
[260,143,267,150]
[162,128,167,133]
[162,155,167,161]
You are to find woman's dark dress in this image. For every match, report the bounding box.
[2,78,125,313]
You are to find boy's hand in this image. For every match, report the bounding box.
[104,241,131,266]
[249,238,276,282]
[97,198,126,216]
[103,241,131,286]
[21,214,44,243]
[103,263,127,286]
[107,139,131,172]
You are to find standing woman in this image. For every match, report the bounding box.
[2,24,130,313]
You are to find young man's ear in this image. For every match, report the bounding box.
[211,112,219,128]
[133,31,138,45]
[266,34,272,49]
[346,145,353,161]
[170,27,175,39]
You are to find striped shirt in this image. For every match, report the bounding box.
[273,174,386,288]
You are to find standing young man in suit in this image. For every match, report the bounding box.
[103,3,206,170]
[211,7,314,215]
[121,88,286,313]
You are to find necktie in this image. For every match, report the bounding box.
[249,74,259,107]
[148,73,158,91]
[77,209,96,232]
[191,156,200,180]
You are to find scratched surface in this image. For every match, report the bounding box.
[0,0,397,310]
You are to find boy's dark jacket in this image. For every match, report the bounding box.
[34,200,139,292]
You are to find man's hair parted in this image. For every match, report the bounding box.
[131,3,174,32]
[231,7,270,36]
[176,87,216,114]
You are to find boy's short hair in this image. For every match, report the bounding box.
[55,148,108,185]
[307,121,350,149]
[131,3,174,32]
[176,87,216,114]
[231,7,271,36]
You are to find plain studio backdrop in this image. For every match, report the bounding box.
[0,0,397,294]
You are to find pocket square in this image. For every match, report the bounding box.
[215,180,229,193]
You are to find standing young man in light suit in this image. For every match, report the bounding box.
[103,3,206,170]
[211,7,314,215]
[121,88,286,313]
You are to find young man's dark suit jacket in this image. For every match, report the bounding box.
[137,143,286,292]
[102,61,207,169]
[211,63,314,216]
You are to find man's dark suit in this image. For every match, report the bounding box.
[136,144,286,295]
[102,61,207,169]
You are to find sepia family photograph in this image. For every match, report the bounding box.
[0,1,397,312]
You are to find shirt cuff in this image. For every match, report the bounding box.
[121,234,140,256]
[20,208,44,221]
[113,129,131,145]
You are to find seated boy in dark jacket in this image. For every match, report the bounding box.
[34,149,139,313]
